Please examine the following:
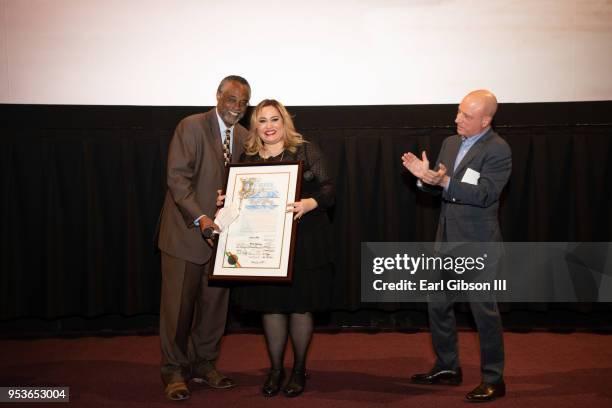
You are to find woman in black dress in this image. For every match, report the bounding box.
[232,99,335,397]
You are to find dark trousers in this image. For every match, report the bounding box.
[159,252,229,385]
[428,299,504,383]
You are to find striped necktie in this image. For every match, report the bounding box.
[223,129,231,166]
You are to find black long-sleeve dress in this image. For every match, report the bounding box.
[232,141,335,313]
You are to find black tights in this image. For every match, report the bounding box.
[262,312,313,372]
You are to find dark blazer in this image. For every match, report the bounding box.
[420,128,510,384]
[425,129,512,243]
[158,108,247,264]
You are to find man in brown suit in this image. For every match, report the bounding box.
[157,75,251,401]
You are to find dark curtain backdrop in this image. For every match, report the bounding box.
[1,102,611,329]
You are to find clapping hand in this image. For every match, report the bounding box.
[421,163,448,187]
[401,151,450,188]
[401,151,429,178]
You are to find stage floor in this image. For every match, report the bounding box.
[1,332,611,407]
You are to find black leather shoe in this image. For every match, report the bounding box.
[262,369,285,397]
[465,381,506,402]
[411,367,463,385]
[283,370,307,398]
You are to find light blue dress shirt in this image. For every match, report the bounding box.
[440,127,489,192]
[453,127,489,171]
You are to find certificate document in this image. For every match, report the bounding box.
[210,161,302,281]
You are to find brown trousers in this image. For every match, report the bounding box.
[159,252,229,385]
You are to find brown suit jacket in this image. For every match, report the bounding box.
[158,108,247,264]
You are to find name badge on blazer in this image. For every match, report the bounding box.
[461,168,480,185]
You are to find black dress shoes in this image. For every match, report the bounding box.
[283,370,307,398]
[411,367,463,385]
[465,381,506,402]
[262,369,285,397]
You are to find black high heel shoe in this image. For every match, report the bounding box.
[262,369,285,397]
[283,370,307,398]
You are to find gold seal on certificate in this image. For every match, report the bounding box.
[210,161,302,282]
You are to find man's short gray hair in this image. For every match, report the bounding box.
[217,75,251,97]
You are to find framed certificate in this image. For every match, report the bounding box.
[209,161,302,282]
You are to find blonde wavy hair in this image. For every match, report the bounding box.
[244,99,305,156]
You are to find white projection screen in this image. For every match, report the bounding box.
[1,0,611,106]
